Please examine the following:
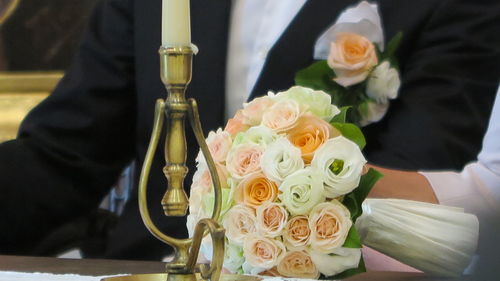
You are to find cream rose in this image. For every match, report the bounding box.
[226,143,264,179]
[225,110,250,136]
[277,251,320,279]
[309,200,352,253]
[287,114,340,164]
[196,128,233,164]
[188,185,206,218]
[191,162,229,191]
[279,167,325,215]
[328,32,378,87]
[222,205,257,245]
[261,137,304,184]
[283,215,311,249]
[261,99,301,133]
[274,86,340,122]
[234,173,278,208]
[241,96,275,126]
[256,202,288,238]
[311,136,366,198]
[309,247,361,277]
[243,233,286,270]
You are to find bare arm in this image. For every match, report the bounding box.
[367,164,438,204]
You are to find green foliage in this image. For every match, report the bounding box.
[380,32,403,70]
[342,168,384,222]
[331,123,366,150]
[295,61,336,92]
[342,226,362,248]
[330,106,351,123]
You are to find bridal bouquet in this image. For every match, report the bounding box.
[187,86,381,279]
[297,1,402,126]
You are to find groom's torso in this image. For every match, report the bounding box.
[105,0,488,260]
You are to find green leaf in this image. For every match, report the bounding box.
[330,257,366,279]
[342,226,362,248]
[330,106,351,123]
[295,61,336,92]
[343,192,361,221]
[355,168,384,206]
[384,32,403,59]
[343,168,384,222]
[331,123,366,149]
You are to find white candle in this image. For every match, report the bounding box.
[162,0,191,47]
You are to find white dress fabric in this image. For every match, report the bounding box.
[356,199,479,277]
[421,90,500,220]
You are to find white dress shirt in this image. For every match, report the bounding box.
[422,89,500,220]
[225,0,307,119]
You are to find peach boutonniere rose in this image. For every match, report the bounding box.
[297,1,402,126]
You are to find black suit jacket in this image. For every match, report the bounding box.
[0,0,499,260]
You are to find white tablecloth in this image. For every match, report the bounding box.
[0,271,116,281]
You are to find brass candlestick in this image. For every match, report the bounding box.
[101,47,261,281]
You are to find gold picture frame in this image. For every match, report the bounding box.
[0,71,62,142]
[0,0,20,25]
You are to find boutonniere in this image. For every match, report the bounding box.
[296,1,402,126]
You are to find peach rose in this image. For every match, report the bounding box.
[243,233,286,270]
[283,215,311,249]
[235,173,278,208]
[191,162,229,191]
[259,267,281,277]
[328,32,378,87]
[226,143,264,179]
[287,114,340,164]
[225,110,250,136]
[222,204,257,245]
[256,202,288,237]
[197,128,232,164]
[241,96,275,126]
[309,200,352,253]
[262,99,301,133]
[277,251,320,279]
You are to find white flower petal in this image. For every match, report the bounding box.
[309,247,362,277]
[314,1,384,59]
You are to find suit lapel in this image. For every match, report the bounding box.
[250,0,353,100]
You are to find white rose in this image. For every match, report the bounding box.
[311,136,366,198]
[366,61,400,103]
[274,86,340,122]
[222,204,257,245]
[308,200,353,253]
[261,137,304,184]
[224,242,245,273]
[314,1,384,59]
[358,100,389,127]
[279,168,325,215]
[309,247,362,277]
[233,125,277,147]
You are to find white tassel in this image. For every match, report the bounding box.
[356,199,479,277]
